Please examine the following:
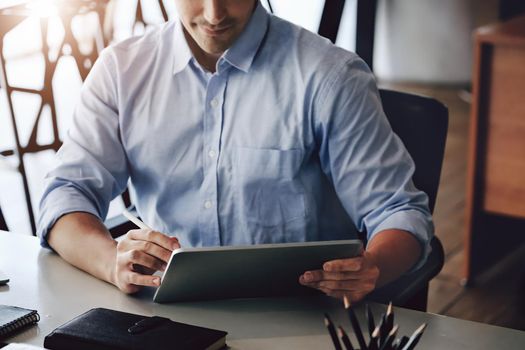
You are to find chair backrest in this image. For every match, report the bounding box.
[368,89,448,310]
[379,89,449,214]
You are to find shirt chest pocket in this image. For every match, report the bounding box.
[234,147,307,228]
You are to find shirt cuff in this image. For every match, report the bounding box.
[367,209,434,272]
[37,185,101,249]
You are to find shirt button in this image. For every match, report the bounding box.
[204,200,212,209]
[208,150,216,158]
[210,98,219,108]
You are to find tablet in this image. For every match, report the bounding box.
[153,239,363,303]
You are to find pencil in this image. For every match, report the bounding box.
[380,302,394,346]
[378,312,387,346]
[395,336,409,349]
[366,303,376,338]
[337,326,355,350]
[401,323,427,350]
[343,295,368,350]
[385,302,394,334]
[368,324,381,350]
[379,324,399,350]
[324,314,342,350]
[122,209,152,230]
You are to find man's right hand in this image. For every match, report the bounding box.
[113,229,180,294]
[48,213,180,294]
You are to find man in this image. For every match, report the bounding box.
[38,0,433,301]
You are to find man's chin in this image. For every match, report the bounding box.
[199,41,232,56]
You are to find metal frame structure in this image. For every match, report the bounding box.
[134,0,169,29]
[318,0,378,70]
[0,1,108,234]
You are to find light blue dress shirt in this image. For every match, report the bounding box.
[38,3,433,265]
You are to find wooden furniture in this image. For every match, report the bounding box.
[465,15,525,284]
[2,231,525,349]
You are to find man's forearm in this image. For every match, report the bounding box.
[366,229,422,287]
[47,212,117,286]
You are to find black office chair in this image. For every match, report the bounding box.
[105,205,138,238]
[366,89,448,311]
[0,205,8,231]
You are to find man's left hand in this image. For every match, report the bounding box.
[299,251,380,302]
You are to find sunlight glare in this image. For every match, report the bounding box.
[26,0,59,18]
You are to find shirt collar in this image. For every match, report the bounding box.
[173,1,269,75]
[222,1,269,73]
[172,20,193,75]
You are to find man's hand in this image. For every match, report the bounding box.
[113,229,180,294]
[298,229,422,302]
[299,251,380,302]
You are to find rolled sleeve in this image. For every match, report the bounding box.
[37,184,101,249]
[37,48,129,248]
[369,209,434,271]
[316,55,434,269]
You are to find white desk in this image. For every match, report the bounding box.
[0,230,524,349]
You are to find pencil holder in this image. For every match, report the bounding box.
[324,296,427,350]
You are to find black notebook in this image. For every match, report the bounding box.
[0,305,40,340]
[44,308,227,350]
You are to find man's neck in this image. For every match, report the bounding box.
[182,28,221,73]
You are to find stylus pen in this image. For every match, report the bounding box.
[122,209,152,230]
